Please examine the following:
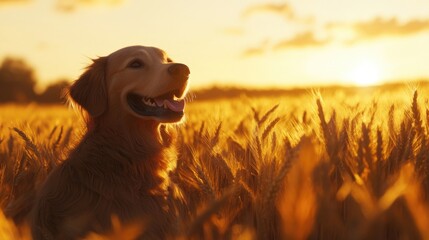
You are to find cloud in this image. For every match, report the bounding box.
[241,40,270,57]
[241,2,429,55]
[0,0,30,6]
[242,3,295,20]
[242,46,266,57]
[242,17,429,56]
[242,32,329,56]
[351,17,429,41]
[221,27,245,36]
[55,0,124,13]
[270,17,429,50]
[274,32,329,49]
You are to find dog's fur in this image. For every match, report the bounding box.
[30,46,190,239]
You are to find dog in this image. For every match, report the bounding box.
[30,45,190,239]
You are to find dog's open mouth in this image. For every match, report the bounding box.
[127,90,185,121]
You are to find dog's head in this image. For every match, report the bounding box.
[69,46,190,124]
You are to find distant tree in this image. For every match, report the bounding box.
[0,57,37,103]
[37,80,70,103]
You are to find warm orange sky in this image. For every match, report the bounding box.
[1,0,429,89]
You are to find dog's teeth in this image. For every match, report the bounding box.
[141,97,157,107]
[142,98,152,106]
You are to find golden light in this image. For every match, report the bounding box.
[347,60,383,87]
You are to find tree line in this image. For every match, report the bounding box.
[0,57,70,104]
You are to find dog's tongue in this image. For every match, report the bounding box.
[155,98,185,112]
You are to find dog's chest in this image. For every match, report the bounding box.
[83,155,165,193]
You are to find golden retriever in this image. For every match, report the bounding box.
[30,45,190,239]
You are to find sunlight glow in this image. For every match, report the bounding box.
[347,61,383,87]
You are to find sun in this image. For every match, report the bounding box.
[347,61,383,87]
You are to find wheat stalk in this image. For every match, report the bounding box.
[7,134,14,156]
[387,104,396,150]
[255,135,263,161]
[317,98,331,148]
[251,106,260,123]
[412,90,424,135]
[187,185,238,237]
[227,137,245,155]
[262,117,280,141]
[12,127,40,158]
[48,125,58,139]
[195,164,216,199]
[61,127,73,148]
[271,131,277,153]
[193,121,206,146]
[263,138,300,207]
[209,122,222,147]
[258,104,279,126]
[53,126,63,148]
[302,110,308,125]
[361,123,373,170]
[376,128,383,164]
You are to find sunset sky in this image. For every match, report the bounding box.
[1,0,429,89]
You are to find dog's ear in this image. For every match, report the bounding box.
[69,57,108,117]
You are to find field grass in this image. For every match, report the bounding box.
[2,85,429,239]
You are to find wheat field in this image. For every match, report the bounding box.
[2,86,429,239]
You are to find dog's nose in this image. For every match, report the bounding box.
[168,64,190,79]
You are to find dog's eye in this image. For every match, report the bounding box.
[128,59,145,69]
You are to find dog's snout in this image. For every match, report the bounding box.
[168,64,190,79]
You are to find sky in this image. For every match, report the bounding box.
[0,0,429,89]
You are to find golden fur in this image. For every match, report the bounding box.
[30,46,190,239]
